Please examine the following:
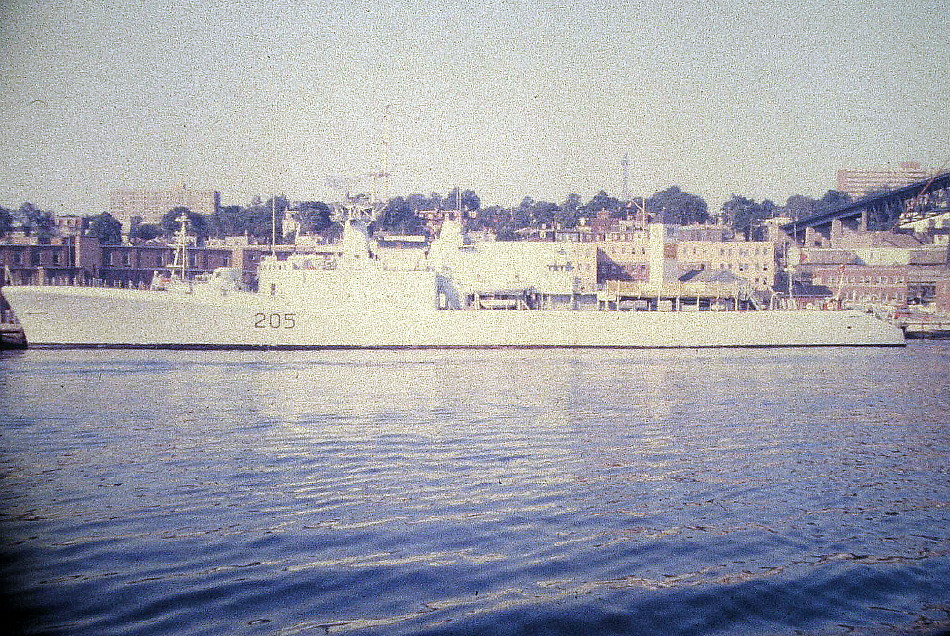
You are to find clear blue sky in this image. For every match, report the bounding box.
[1,0,947,215]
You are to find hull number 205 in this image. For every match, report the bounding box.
[254,312,297,329]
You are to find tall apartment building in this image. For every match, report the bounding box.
[109,185,221,231]
[836,162,932,199]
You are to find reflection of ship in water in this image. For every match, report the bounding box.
[1,214,905,349]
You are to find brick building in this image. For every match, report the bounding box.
[0,236,99,286]
[809,265,909,306]
[798,241,950,311]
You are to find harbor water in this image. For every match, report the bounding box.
[1,345,948,635]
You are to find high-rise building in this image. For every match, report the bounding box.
[109,185,221,231]
[836,162,932,199]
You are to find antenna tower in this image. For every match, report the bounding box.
[381,105,392,203]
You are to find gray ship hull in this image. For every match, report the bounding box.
[3,285,906,348]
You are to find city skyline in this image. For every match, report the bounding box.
[1,0,947,215]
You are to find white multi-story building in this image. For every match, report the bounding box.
[109,185,220,231]
[836,162,932,199]
[676,240,775,289]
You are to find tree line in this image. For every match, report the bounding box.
[363,186,853,241]
[1,186,854,245]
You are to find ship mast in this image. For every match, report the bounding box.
[270,196,276,256]
[169,213,190,280]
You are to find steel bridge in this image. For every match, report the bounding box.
[782,171,950,242]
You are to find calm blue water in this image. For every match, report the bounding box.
[1,345,949,635]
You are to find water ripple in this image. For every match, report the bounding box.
[1,345,949,634]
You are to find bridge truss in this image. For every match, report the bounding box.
[783,171,950,241]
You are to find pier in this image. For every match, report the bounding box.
[898,316,950,339]
[1,322,26,349]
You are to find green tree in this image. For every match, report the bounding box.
[460,189,481,212]
[721,194,776,239]
[816,190,851,213]
[443,188,482,213]
[236,197,284,243]
[16,202,55,238]
[0,205,13,237]
[378,197,424,234]
[208,205,246,238]
[784,190,851,222]
[160,207,210,244]
[520,198,560,228]
[586,190,623,216]
[784,194,817,221]
[295,201,332,235]
[129,223,162,242]
[470,204,507,233]
[557,193,583,228]
[645,187,709,225]
[83,212,124,244]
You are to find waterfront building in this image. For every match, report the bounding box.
[419,208,476,236]
[98,244,234,288]
[0,236,238,288]
[595,226,651,283]
[809,264,910,306]
[676,240,775,288]
[0,235,99,286]
[835,162,932,199]
[563,218,775,290]
[54,215,84,237]
[109,185,221,232]
[798,240,950,311]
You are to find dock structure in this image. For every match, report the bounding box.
[1,322,26,348]
[898,316,950,339]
